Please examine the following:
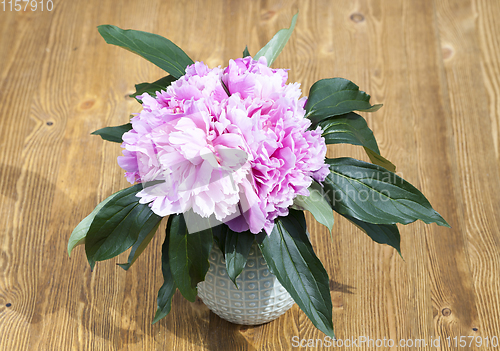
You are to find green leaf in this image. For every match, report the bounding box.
[91,123,132,143]
[97,25,194,79]
[293,181,334,233]
[337,210,401,255]
[152,216,177,324]
[130,75,176,102]
[257,209,335,338]
[118,220,162,270]
[319,112,380,152]
[305,78,382,125]
[224,229,255,286]
[168,214,213,302]
[212,223,228,256]
[253,12,298,66]
[322,157,450,227]
[317,112,396,172]
[85,184,163,269]
[364,147,396,172]
[68,188,129,256]
[242,46,251,58]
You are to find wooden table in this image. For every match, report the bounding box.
[1,0,499,350]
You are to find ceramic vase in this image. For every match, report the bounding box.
[197,241,295,325]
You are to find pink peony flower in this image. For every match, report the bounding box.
[118,57,329,234]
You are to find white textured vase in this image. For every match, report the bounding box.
[197,242,295,325]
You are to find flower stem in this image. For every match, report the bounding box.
[221,80,231,97]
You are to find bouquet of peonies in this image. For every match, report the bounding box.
[68,13,448,338]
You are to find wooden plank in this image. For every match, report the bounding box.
[400,0,482,345]
[435,0,500,345]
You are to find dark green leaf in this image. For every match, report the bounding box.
[168,214,213,302]
[337,210,401,255]
[130,75,176,101]
[68,188,129,256]
[152,216,177,324]
[224,229,255,286]
[212,223,228,256]
[305,78,382,125]
[98,25,194,79]
[85,184,162,269]
[293,181,334,233]
[319,112,380,152]
[118,220,162,270]
[91,123,132,143]
[253,12,298,66]
[317,113,396,171]
[242,46,251,58]
[257,209,335,338]
[322,157,450,227]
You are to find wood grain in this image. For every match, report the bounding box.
[1,0,499,350]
